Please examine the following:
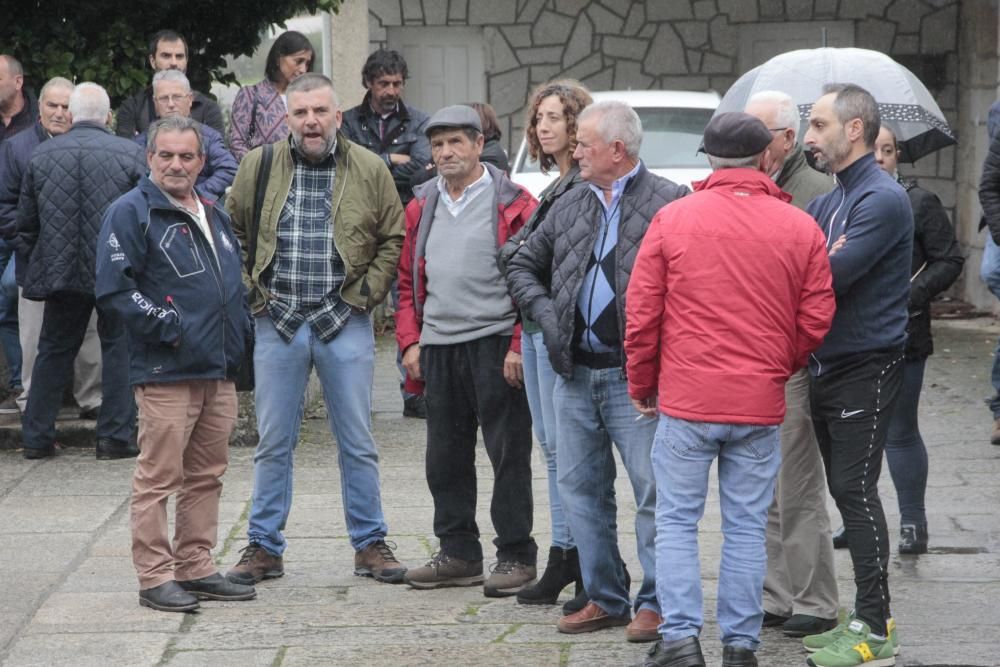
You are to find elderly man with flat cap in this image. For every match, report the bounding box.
[396,105,540,597]
[624,112,835,667]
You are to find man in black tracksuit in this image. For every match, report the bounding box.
[801,83,913,665]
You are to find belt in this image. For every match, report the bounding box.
[573,348,622,370]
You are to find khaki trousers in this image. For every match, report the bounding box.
[131,380,237,589]
[16,289,102,413]
[762,369,839,618]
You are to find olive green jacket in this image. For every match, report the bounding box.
[226,134,404,314]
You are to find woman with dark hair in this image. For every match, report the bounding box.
[228,31,315,161]
[498,80,594,610]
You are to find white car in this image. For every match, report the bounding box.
[510,90,721,197]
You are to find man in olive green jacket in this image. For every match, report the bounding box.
[224,73,408,587]
[745,90,840,639]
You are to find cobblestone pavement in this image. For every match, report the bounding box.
[1,319,999,667]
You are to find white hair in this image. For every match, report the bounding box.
[746,90,801,140]
[69,82,110,124]
[706,153,761,170]
[152,69,191,92]
[39,77,74,102]
[579,100,643,159]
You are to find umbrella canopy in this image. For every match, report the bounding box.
[715,47,955,163]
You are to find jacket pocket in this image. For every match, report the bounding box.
[159,223,206,278]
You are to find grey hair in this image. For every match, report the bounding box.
[579,100,642,158]
[822,82,880,148]
[706,154,761,170]
[152,69,191,92]
[746,90,800,140]
[147,116,205,156]
[69,83,110,124]
[39,77,74,102]
[286,72,339,108]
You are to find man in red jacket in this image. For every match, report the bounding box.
[624,112,835,667]
[395,105,540,597]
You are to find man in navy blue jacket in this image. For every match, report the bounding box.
[97,116,255,613]
[800,83,913,667]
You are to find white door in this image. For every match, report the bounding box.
[388,26,486,115]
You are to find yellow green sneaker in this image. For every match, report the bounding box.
[805,615,898,656]
[806,619,895,667]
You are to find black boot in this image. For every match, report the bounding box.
[898,523,928,554]
[517,546,581,605]
[563,561,630,615]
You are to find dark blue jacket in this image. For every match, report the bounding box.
[806,153,913,374]
[134,122,237,201]
[96,177,249,386]
[0,122,47,240]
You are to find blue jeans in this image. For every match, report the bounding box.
[0,244,21,390]
[980,235,1000,416]
[652,415,781,651]
[247,313,388,555]
[885,357,928,526]
[522,331,573,549]
[554,365,657,617]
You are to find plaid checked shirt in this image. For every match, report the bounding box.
[263,140,352,343]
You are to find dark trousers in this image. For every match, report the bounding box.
[22,293,135,451]
[810,348,904,636]
[421,334,537,564]
[885,357,929,527]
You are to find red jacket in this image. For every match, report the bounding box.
[624,168,835,425]
[395,164,538,394]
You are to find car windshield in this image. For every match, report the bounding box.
[516,107,714,173]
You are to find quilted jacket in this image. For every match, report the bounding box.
[14,121,147,300]
[0,122,47,239]
[506,163,689,377]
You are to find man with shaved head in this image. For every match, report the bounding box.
[0,55,37,144]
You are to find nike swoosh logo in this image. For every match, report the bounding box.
[841,409,864,418]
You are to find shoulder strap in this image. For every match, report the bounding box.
[247,86,259,142]
[246,143,273,272]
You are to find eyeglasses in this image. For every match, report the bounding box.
[768,127,790,133]
[155,94,191,104]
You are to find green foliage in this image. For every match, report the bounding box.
[0,0,342,104]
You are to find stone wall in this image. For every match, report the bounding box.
[367,0,995,303]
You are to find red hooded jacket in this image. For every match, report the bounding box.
[624,168,835,425]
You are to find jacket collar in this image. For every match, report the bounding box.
[138,175,221,212]
[693,167,793,202]
[775,143,810,188]
[834,152,880,189]
[69,120,112,134]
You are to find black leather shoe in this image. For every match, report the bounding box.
[831,525,848,549]
[139,580,200,612]
[178,573,256,601]
[23,446,56,460]
[783,613,838,637]
[762,610,790,627]
[96,437,139,460]
[634,636,705,667]
[722,645,757,667]
[403,395,427,419]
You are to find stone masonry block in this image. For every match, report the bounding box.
[563,14,594,68]
[645,23,689,75]
[485,26,519,72]
[647,0,694,21]
[887,0,929,33]
[603,35,649,61]
[921,4,959,53]
[676,21,709,48]
[369,0,401,25]
[717,0,758,22]
[469,0,517,24]
[857,18,897,51]
[533,10,576,45]
[489,67,530,116]
[623,3,645,35]
[587,3,626,33]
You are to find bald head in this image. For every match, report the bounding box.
[0,55,25,113]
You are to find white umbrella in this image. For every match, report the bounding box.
[715,47,955,162]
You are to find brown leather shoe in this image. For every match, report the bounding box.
[626,608,662,642]
[354,540,407,583]
[226,543,284,585]
[557,601,631,634]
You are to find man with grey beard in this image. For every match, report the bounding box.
[224,73,408,588]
